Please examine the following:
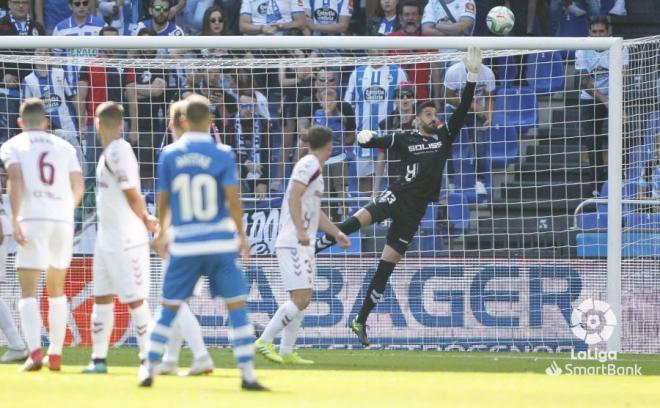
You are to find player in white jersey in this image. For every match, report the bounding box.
[79,102,158,374]
[255,126,349,364]
[0,98,84,372]
[0,178,29,363]
[154,100,215,377]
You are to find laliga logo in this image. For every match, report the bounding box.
[570,298,617,345]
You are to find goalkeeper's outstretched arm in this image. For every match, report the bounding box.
[448,47,482,139]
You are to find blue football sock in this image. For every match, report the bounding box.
[147,307,177,364]
[228,307,256,382]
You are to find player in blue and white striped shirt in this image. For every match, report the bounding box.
[141,95,266,391]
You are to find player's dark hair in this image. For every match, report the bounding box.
[416,101,436,116]
[589,15,610,29]
[19,98,46,127]
[95,101,124,126]
[185,94,211,126]
[308,125,333,150]
[100,26,119,36]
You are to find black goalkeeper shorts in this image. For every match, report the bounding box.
[363,189,428,254]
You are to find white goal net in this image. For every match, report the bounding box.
[0,34,658,354]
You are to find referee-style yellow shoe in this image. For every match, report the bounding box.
[281,352,314,365]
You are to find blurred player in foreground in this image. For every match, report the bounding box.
[0,98,84,371]
[255,125,350,364]
[142,94,266,390]
[315,48,481,346]
[0,175,28,363]
[155,100,215,377]
[81,101,158,374]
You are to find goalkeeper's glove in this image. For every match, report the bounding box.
[463,46,482,83]
[357,130,376,144]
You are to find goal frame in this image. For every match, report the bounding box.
[0,35,625,351]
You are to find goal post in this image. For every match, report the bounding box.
[0,34,643,354]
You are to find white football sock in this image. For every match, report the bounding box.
[18,297,41,352]
[47,296,68,356]
[91,303,114,360]
[279,311,303,356]
[259,300,300,343]
[162,324,183,364]
[0,298,25,350]
[129,301,151,361]
[177,303,208,359]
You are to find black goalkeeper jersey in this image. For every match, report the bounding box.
[359,81,476,202]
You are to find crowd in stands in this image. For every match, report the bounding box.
[0,0,635,230]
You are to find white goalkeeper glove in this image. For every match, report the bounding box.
[463,46,482,83]
[357,130,376,144]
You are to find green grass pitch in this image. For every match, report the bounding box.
[1,346,659,407]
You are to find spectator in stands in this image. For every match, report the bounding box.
[367,0,399,35]
[388,0,431,101]
[196,6,231,59]
[96,0,133,34]
[201,5,228,35]
[0,0,45,142]
[422,0,476,108]
[127,27,172,188]
[304,0,352,35]
[378,83,415,182]
[444,57,495,195]
[76,26,137,177]
[548,0,600,36]
[180,0,215,34]
[575,15,628,195]
[132,0,184,35]
[35,0,93,34]
[278,48,316,188]
[421,0,475,36]
[21,48,78,140]
[297,68,340,132]
[345,52,408,195]
[231,90,271,200]
[608,0,625,15]
[239,0,306,35]
[312,86,355,220]
[53,0,106,90]
[0,0,8,17]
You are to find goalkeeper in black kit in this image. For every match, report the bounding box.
[315,47,481,346]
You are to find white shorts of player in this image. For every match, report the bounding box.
[93,242,150,303]
[276,245,316,291]
[16,220,74,271]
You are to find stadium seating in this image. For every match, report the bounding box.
[492,86,537,132]
[485,125,519,169]
[644,111,660,146]
[525,52,566,94]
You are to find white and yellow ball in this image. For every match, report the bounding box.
[487,6,515,36]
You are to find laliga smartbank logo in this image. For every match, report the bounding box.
[545,298,642,376]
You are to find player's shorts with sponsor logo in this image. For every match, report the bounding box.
[15,220,74,271]
[276,244,316,291]
[93,241,150,303]
[162,251,247,305]
[363,189,428,253]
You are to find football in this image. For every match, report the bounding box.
[487,6,515,35]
